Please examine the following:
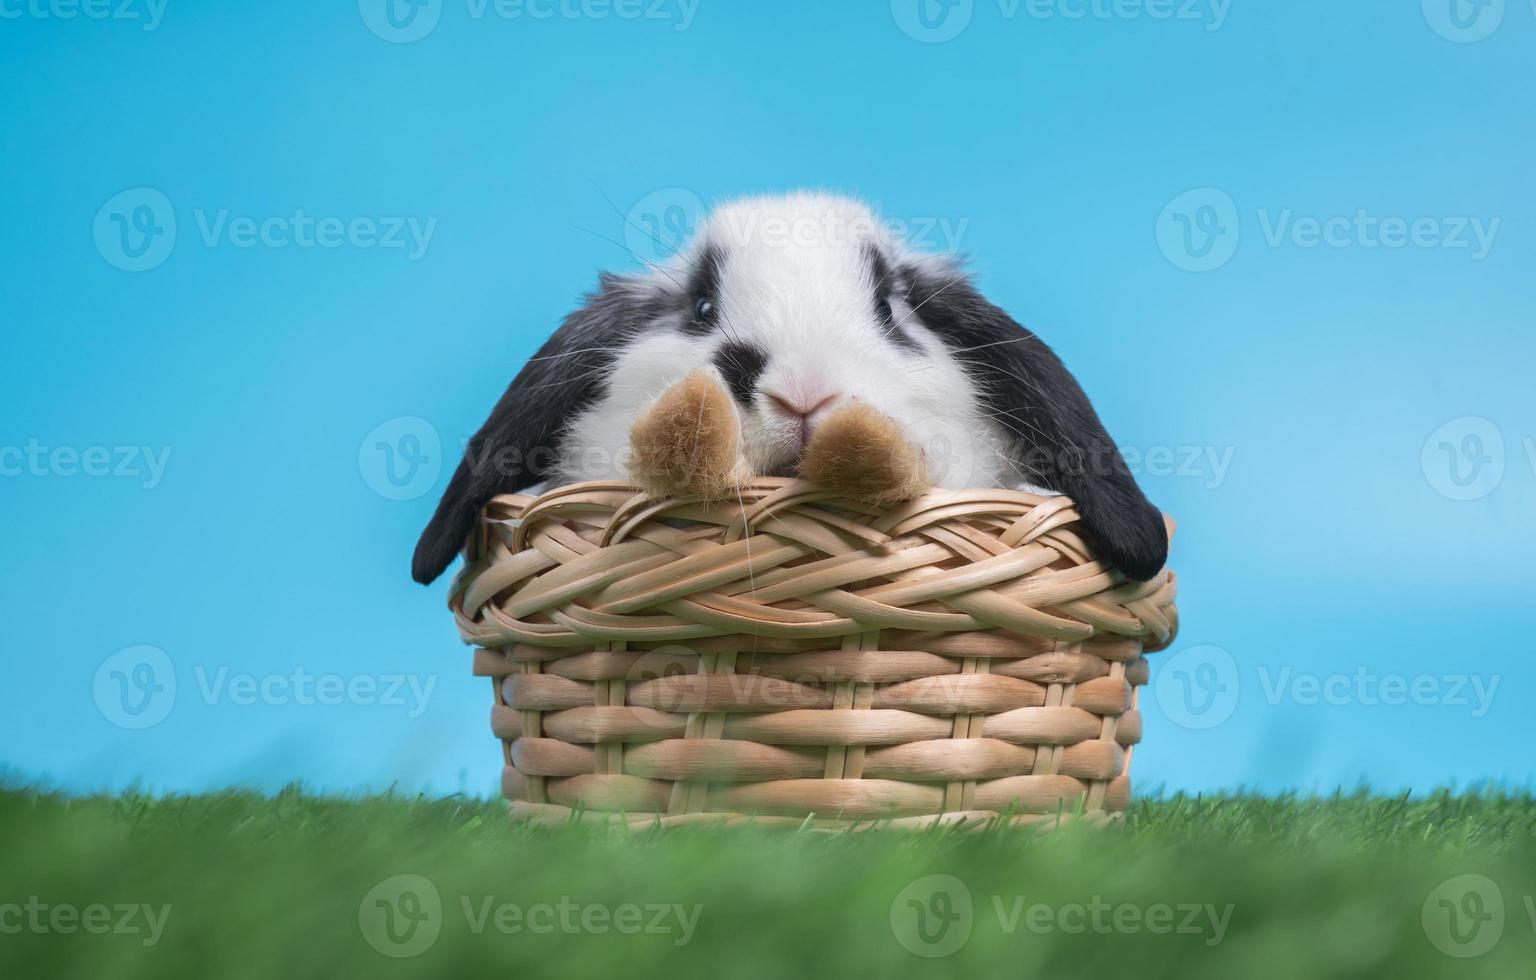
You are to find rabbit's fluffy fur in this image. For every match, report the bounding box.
[413,192,1168,586]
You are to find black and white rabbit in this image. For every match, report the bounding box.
[412,192,1168,585]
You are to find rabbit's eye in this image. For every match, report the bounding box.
[876,297,895,325]
[694,297,716,322]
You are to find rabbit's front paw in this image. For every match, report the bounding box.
[629,371,752,499]
[800,403,930,506]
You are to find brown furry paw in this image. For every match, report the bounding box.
[629,371,751,499]
[799,403,931,506]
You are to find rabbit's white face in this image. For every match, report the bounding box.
[558,193,1010,490]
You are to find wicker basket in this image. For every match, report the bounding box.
[450,479,1178,830]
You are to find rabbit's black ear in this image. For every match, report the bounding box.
[411,275,663,585]
[905,264,1169,581]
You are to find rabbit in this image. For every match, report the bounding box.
[411,191,1168,586]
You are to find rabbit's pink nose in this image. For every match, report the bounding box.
[765,391,838,421]
[764,391,839,447]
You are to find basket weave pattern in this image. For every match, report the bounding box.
[452,480,1178,829]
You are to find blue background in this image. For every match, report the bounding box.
[3,0,1532,799]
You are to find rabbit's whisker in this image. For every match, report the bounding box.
[886,274,965,339]
[590,181,684,259]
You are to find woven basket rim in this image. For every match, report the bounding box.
[451,478,1177,645]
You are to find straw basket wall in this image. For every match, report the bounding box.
[450,479,1178,830]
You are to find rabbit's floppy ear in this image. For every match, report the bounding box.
[906,264,1169,581]
[411,275,660,585]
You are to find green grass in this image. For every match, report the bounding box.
[3,786,1534,979]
